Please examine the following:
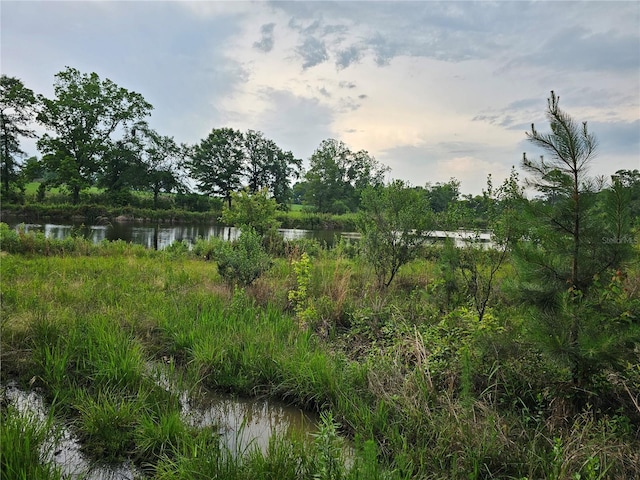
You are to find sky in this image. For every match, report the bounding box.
[2,0,639,195]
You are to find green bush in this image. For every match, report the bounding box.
[214,229,273,287]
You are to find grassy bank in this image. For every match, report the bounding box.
[3,182,357,230]
[1,228,639,478]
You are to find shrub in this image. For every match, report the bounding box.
[214,229,272,287]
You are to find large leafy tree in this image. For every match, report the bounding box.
[515,91,637,392]
[304,139,388,213]
[189,127,245,209]
[358,180,433,288]
[134,125,189,208]
[96,125,144,201]
[37,67,152,203]
[243,130,301,206]
[0,75,37,193]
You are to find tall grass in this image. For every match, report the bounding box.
[1,235,638,478]
[0,404,63,480]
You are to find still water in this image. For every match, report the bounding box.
[2,379,319,479]
[7,220,344,250]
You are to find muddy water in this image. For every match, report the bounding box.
[149,362,320,455]
[2,380,319,478]
[184,392,319,455]
[2,382,139,479]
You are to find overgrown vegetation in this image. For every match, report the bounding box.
[2,86,639,479]
[2,215,638,478]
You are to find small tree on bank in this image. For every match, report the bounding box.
[221,188,281,237]
[358,180,433,288]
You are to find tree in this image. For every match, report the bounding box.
[304,139,388,213]
[243,130,301,206]
[520,91,603,294]
[95,125,143,202]
[136,126,189,208]
[426,178,460,213]
[221,188,281,236]
[515,91,637,391]
[214,229,273,287]
[244,129,272,194]
[358,180,433,288]
[0,75,37,194]
[37,67,152,203]
[609,169,640,223]
[451,171,524,321]
[189,127,244,209]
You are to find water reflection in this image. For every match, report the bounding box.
[185,393,319,455]
[9,221,342,250]
[2,382,139,480]
[2,379,319,478]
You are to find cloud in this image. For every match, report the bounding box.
[335,45,363,69]
[583,120,640,157]
[253,23,276,52]
[296,36,329,69]
[339,81,356,89]
[251,88,335,162]
[512,27,640,73]
[2,1,638,196]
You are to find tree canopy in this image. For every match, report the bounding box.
[0,75,37,193]
[188,127,245,209]
[303,139,388,213]
[515,91,637,390]
[37,67,153,203]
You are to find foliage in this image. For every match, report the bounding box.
[214,229,273,286]
[448,170,524,320]
[303,138,388,213]
[188,127,245,208]
[288,252,317,327]
[425,178,461,213]
[0,75,38,194]
[37,67,152,204]
[312,411,347,480]
[358,180,433,288]
[1,247,639,478]
[97,123,189,207]
[515,91,637,391]
[189,128,301,210]
[221,188,281,236]
[244,129,302,206]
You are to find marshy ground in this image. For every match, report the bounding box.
[1,229,639,479]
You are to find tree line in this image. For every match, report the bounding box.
[2,67,639,225]
[1,68,387,212]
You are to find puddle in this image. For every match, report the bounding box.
[2,382,139,479]
[148,362,320,454]
[2,367,321,477]
[185,392,319,454]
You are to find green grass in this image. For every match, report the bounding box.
[1,230,639,478]
[0,404,64,480]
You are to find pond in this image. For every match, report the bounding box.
[4,218,346,250]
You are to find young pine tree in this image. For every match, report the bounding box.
[514,91,638,395]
